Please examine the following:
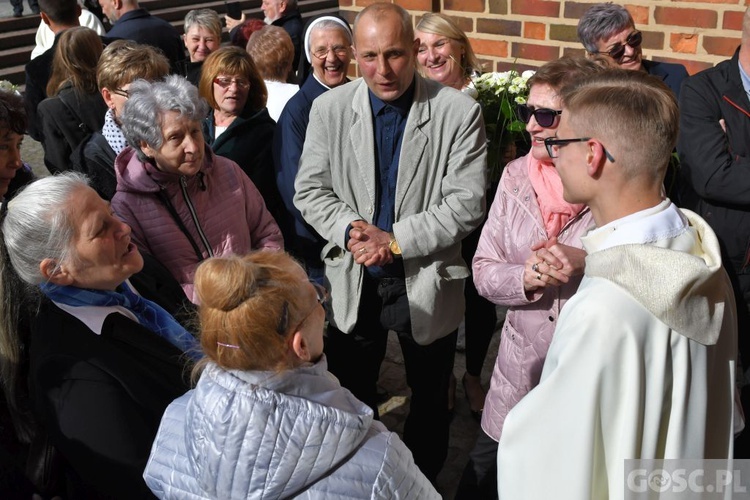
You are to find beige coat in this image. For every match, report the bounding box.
[294,75,487,345]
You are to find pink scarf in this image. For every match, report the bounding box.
[527,155,585,238]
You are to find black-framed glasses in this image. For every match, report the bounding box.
[312,45,349,60]
[591,30,642,62]
[517,104,562,128]
[544,136,616,162]
[276,281,329,335]
[213,77,250,89]
[112,88,129,98]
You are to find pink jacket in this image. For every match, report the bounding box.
[473,154,593,442]
[112,146,283,303]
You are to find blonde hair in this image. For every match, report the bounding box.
[47,27,103,96]
[415,13,481,76]
[96,40,170,92]
[194,252,310,375]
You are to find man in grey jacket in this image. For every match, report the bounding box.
[294,2,486,482]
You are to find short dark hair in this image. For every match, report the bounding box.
[0,91,26,136]
[38,0,79,25]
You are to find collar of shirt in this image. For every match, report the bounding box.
[368,78,416,118]
[739,58,750,101]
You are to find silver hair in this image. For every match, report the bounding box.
[3,172,90,285]
[184,8,222,39]
[577,2,634,53]
[304,17,353,63]
[120,74,209,162]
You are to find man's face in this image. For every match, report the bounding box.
[261,0,284,23]
[595,26,642,71]
[354,10,418,102]
[98,0,119,24]
[551,113,590,204]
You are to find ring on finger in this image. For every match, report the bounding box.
[532,263,539,272]
[537,273,543,280]
[358,247,367,254]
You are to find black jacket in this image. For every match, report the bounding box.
[71,132,118,200]
[677,48,750,284]
[23,36,57,142]
[106,8,184,70]
[37,85,107,174]
[29,255,194,499]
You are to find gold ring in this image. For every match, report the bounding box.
[532,263,539,272]
[359,248,367,254]
[537,273,542,280]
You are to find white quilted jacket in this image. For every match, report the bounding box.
[143,357,439,499]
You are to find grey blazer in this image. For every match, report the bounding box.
[295,74,487,345]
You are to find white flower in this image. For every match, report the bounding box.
[515,95,527,104]
[522,70,536,79]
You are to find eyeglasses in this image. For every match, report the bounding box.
[213,77,250,89]
[112,88,129,98]
[591,30,642,62]
[543,136,616,162]
[276,281,329,335]
[312,45,349,60]
[517,104,562,128]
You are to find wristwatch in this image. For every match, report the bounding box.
[388,233,402,257]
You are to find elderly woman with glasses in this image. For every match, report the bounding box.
[144,252,439,499]
[455,57,603,499]
[577,2,687,97]
[113,75,283,304]
[198,46,286,230]
[0,172,198,498]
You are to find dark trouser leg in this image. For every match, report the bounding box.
[461,221,496,377]
[396,328,457,482]
[324,274,387,416]
[10,0,22,14]
[455,429,499,499]
[27,0,39,12]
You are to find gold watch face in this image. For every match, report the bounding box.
[389,238,401,255]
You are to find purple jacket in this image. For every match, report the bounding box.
[473,154,593,441]
[112,146,283,303]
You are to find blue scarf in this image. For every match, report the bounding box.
[40,281,201,361]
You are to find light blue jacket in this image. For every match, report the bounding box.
[143,357,439,499]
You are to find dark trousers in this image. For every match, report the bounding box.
[325,273,457,482]
[10,0,39,14]
[455,428,499,499]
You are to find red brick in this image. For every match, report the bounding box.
[355,0,380,7]
[670,33,698,54]
[679,0,736,4]
[654,7,717,29]
[642,31,664,50]
[396,0,431,11]
[477,57,495,72]
[683,60,713,76]
[723,10,745,31]
[562,47,586,58]
[488,0,508,15]
[563,2,593,20]
[445,0,484,12]
[470,38,509,58]
[549,24,577,43]
[524,22,546,40]
[448,16,473,34]
[510,42,560,61]
[497,61,539,73]
[703,36,741,57]
[477,18,521,36]
[340,9,358,25]
[511,0,560,17]
[625,4,649,25]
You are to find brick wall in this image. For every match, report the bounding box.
[339,0,747,75]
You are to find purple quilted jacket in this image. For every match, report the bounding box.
[112,146,283,303]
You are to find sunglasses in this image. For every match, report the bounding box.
[543,136,616,163]
[592,30,642,62]
[517,104,562,128]
[213,77,250,90]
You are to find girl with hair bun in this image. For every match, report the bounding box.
[144,252,440,499]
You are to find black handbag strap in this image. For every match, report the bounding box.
[154,187,206,263]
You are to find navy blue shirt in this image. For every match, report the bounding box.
[366,81,415,278]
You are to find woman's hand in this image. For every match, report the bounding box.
[224,13,245,31]
[524,237,587,291]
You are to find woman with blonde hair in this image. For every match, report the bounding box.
[37,26,107,174]
[144,252,439,499]
[415,13,481,96]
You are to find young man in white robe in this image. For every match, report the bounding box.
[497,69,740,500]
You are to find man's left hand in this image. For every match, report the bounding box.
[348,222,394,266]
